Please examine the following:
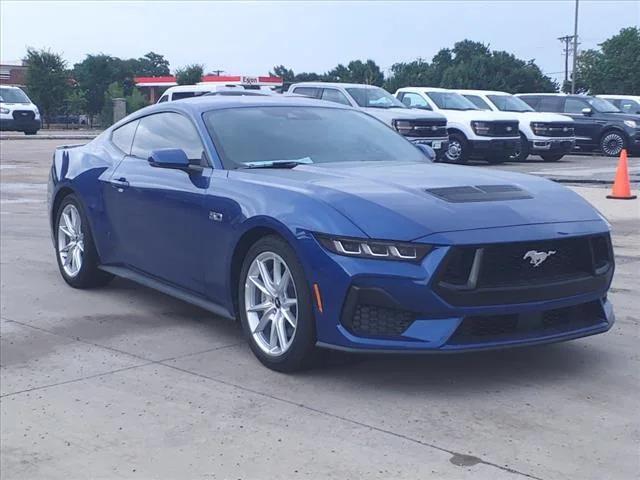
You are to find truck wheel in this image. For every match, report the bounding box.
[541,154,564,162]
[444,134,469,164]
[599,131,626,157]
[513,134,529,161]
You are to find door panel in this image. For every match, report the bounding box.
[562,98,600,148]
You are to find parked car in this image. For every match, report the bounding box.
[455,89,575,162]
[597,95,640,115]
[0,85,41,135]
[288,82,449,159]
[158,84,272,103]
[48,96,615,371]
[517,94,640,157]
[395,87,520,164]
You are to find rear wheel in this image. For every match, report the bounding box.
[54,194,113,288]
[600,131,626,157]
[238,235,317,372]
[444,133,469,164]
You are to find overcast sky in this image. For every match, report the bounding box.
[1,1,638,83]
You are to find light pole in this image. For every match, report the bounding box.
[572,0,579,93]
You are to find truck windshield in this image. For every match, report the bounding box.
[346,87,406,109]
[587,97,620,113]
[487,95,534,112]
[0,87,31,104]
[204,106,426,169]
[426,92,477,111]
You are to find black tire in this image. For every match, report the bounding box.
[513,133,530,161]
[444,133,469,164]
[238,235,318,372]
[54,194,113,289]
[599,130,626,157]
[541,153,564,162]
[24,130,38,135]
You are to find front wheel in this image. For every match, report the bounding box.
[513,134,530,161]
[238,235,317,372]
[444,134,469,164]
[600,131,626,157]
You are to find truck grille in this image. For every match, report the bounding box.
[488,121,519,137]
[435,234,613,306]
[403,119,447,138]
[536,122,575,137]
[12,110,35,121]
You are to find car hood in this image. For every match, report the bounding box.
[605,111,640,121]
[362,107,446,125]
[438,109,519,122]
[231,162,602,241]
[508,111,574,123]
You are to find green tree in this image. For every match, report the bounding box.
[99,82,125,127]
[125,87,147,114]
[136,51,171,76]
[175,64,204,85]
[326,59,384,86]
[270,65,295,83]
[575,27,640,94]
[24,48,70,126]
[73,54,121,126]
[384,40,557,93]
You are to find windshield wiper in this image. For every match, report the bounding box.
[241,159,313,169]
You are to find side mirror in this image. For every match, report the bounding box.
[415,143,436,162]
[581,107,593,116]
[148,148,190,169]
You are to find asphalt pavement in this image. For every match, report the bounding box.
[1,139,639,479]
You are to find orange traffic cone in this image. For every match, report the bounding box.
[607,149,637,200]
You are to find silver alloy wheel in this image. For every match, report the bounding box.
[244,251,298,356]
[57,204,84,277]
[446,139,462,162]
[601,133,624,156]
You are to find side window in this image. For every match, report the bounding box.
[564,98,588,113]
[520,96,539,110]
[171,91,196,101]
[464,95,491,110]
[157,95,168,103]
[291,87,320,98]
[111,120,139,154]
[539,96,561,112]
[320,88,351,106]
[619,99,640,114]
[131,113,205,162]
[399,92,431,110]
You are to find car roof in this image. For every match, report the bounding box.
[290,82,382,89]
[396,87,453,92]
[163,84,245,94]
[454,89,509,96]
[597,94,640,100]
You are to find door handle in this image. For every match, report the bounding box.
[111,177,129,191]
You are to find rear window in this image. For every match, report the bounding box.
[292,87,320,98]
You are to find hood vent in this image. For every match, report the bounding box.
[425,185,532,203]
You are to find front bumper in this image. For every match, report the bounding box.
[629,131,640,153]
[529,138,575,154]
[0,117,41,132]
[299,221,614,353]
[408,136,449,154]
[468,138,519,157]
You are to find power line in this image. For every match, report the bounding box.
[558,35,575,85]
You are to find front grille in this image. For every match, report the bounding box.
[349,304,415,337]
[435,234,613,306]
[538,122,575,137]
[488,121,519,137]
[404,119,447,138]
[448,300,606,345]
[12,110,35,121]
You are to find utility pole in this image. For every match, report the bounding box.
[572,0,579,93]
[210,69,224,76]
[558,35,575,86]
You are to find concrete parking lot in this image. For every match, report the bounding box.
[1,139,639,479]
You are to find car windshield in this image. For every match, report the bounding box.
[425,92,477,110]
[587,97,620,113]
[0,87,31,104]
[204,106,426,169]
[346,87,406,109]
[487,94,534,112]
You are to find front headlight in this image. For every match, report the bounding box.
[471,121,491,136]
[315,234,432,262]
[624,120,637,129]
[0,108,9,114]
[530,122,549,135]
[392,119,414,135]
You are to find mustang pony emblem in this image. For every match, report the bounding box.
[523,250,556,267]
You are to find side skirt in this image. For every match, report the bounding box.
[99,265,235,320]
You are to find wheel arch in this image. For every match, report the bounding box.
[51,186,76,230]
[599,125,628,142]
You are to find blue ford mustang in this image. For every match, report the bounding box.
[48,96,615,371]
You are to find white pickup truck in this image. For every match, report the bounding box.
[395,87,521,164]
[455,89,576,162]
[288,82,449,159]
